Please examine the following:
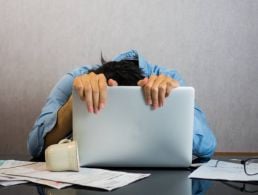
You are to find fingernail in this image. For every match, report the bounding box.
[88,106,93,113]
[99,103,105,110]
[153,104,158,110]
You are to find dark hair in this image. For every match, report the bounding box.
[89,60,145,86]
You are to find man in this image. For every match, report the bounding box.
[27,50,216,159]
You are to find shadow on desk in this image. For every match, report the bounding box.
[35,171,212,195]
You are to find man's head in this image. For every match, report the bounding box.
[89,60,145,86]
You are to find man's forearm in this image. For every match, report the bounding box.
[44,96,73,149]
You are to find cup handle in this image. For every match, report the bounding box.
[58,139,71,144]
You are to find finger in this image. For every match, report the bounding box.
[89,73,100,113]
[144,75,157,106]
[73,76,84,100]
[137,77,148,87]
[98,74,107,110]
[81,75,93,113]
[108,79,118,86]
[159,80,167,107]
[151,75,166,109]
[166,79,179,97]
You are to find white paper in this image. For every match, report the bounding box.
[0,161,72,189]
[0,180,27,186]
[0,173,72,189]
[0,160,36,169]
[1,161,150,191]
[189,159,258,181]
[0,174,28,186]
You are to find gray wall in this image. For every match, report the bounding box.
[0,0,257,156]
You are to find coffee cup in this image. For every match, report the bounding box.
[45,139,80,172]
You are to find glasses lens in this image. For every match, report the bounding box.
[245,159,258,175]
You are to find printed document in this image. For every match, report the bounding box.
[0,160,72,188]
[189,159,258,181]
[0,160,150,190]
[0,175,27,186]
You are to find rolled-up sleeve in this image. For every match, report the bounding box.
[27,66,93,158]
[192,105,217,158]
[27,74,73,158]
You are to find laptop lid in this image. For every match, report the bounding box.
[73,86,194,167]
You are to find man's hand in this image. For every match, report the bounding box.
[73,72,118,113]
[138,75,179,109]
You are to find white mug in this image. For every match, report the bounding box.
[45,139,80,172]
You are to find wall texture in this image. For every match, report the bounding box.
[0,0,257,156]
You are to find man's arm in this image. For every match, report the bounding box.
[192,106,217,158]
[27,66,94,158]
[44,96,72,149]
[27,73,74,158]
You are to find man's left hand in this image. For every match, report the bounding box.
[138,75,179,109]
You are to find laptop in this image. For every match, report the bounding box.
[73,86,194,167]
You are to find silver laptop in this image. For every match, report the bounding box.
[73,86,194,167]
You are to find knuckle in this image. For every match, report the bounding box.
[99,83,107,91]
[151,87,158,94]
[73,84,82,92]
[146,82,152,89]
[74,85,82,91]
[167,81,172,86]
[145,84,152,91]
[84,86,91,94]
[92,88,99,94]
[169,80,179,88]
[84,87,91,94]
[158,85,166,92]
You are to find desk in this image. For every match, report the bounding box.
[0,155,257,195]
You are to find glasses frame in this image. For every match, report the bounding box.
[214,158,258,176]
[240,158,258,176]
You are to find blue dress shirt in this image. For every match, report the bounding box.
[27,50,216,159]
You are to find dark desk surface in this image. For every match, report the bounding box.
[0,155,257,195]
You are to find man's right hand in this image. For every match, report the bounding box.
[73,72,117,114]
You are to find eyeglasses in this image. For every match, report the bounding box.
[214,158,258,176]
[240,158,258,176]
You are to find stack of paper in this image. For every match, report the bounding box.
[0,160,150,191]
[189,159,258,182]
